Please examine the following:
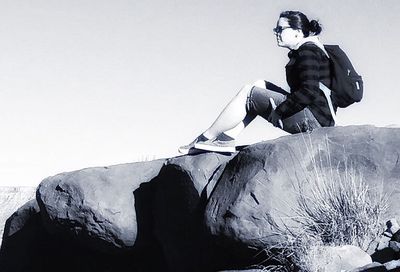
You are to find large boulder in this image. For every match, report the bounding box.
[0,199,41,272]
[2,199,40,239]
[4,152,236,272]
[0,199,164,272]
[152,152,235,271]
[36,159,166,252]
[4,125,400,271]
[0,186,36,239]
[205,125,400,256]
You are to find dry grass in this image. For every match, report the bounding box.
[0,186,36,241]
[289,169,387,271]
[260,136,389,271]
[296,168,387,249]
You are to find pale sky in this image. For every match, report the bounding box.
[1,0,399,186]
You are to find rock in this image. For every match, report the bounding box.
[0,186,36,240]
[217,269,265,272]
[368,222,400,257]
[389,241,400,252]
[152,152,235,272]
[387,218,400,236]
[369,236,400,265]
[371,247,398,264]
[2,199,40,238]
[392,229,400,243]
[367,238,380,255]
[305,245,371,272]
[377,235,392,251]
[328,245,372,270]
[36,159,166,252]
[205,125,400,253]
[34,153,235,272]
[0,200,42,272]
[4,124,400,271]
[384,260,400,271]
[351,262,387,272]
[1,193,167,272]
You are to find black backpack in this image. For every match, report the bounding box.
[323,45,363,108]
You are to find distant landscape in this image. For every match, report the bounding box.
[0,186,36,242]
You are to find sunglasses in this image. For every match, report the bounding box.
[273,26,291,34]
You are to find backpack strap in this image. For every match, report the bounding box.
[318,44,338,125]
[308,40,337,125]
[305,41,338,125]
[319,82,338,125]
[319,45,330,59]
[304,40,330,58]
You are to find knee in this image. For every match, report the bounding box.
[252,79,267,89]
[237,84,253,97]
[237,80,266,97]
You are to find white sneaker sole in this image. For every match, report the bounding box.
[194,142,236,153]
[178,146,208,155]
[178,147,190,154]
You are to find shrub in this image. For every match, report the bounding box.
[261,137,389,271]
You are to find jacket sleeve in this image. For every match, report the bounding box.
[275,48,321,119]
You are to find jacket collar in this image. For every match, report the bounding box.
[295,35,323,50]
[288,35,324,58]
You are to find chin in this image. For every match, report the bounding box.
[277,42,290,49]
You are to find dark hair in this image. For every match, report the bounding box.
[279,11,322,37]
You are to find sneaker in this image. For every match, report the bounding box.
[194,138,236,153]
[178,135,208,154]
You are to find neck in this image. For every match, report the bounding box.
[293,35,321,50]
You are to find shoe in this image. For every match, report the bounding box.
[194,138,236,153]
[178,135,208,154]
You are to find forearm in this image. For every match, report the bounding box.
[275,88,316,118]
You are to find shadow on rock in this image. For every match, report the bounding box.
[147,152,256,272]
[0,199,167,272]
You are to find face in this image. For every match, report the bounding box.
[274,17,303,50]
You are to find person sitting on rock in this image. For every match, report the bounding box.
[179,10,335,154]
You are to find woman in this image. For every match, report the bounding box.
[179,11,335,154]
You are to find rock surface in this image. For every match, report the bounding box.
[0,199,165,272]
[152,152,235,271]
[205,126,400,252]
[36,159,166,251]
[2,199,40,238]
[2,125,400,271]
[351,262,387,272]
[307,245,372,271]
[0,186,36,240]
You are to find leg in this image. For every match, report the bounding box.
[222,108,258,139]
[246,86,286,126]
[203,80,266,139]
[202,84,253,139]
[178,80,267,154]
[248,87,321,134]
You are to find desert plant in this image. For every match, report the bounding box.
[296,168,387,249]
[260,136,389,271]
[290,167,388,271]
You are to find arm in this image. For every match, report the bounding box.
[275,48,321,119]
[265,81,290,96]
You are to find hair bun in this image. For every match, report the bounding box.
[309,19,322,35]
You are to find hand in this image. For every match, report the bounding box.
[268,110,283,128]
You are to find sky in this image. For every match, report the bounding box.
[0,0,399,186]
